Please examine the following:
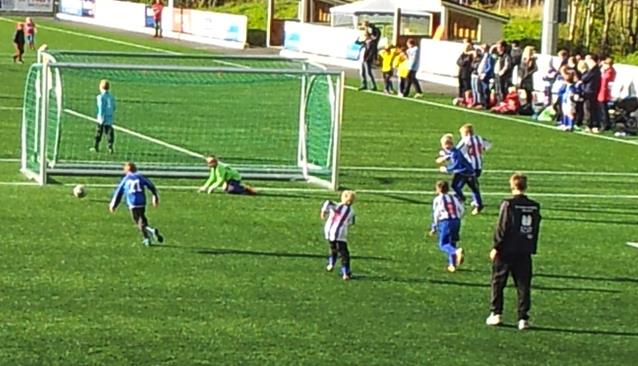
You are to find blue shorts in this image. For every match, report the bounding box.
[438,219,461,246]
[26,34,34,44]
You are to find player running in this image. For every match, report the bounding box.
[109,162,164,246]
[436,133,484,215]
[456,123,492,178]
[321,190,356,280]
[91,79,116,154]
[199,155,256,195]
[429,180,465,272]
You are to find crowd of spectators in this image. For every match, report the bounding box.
[355,22,423,98]
[454,39,620,134]
[353,27,624,134]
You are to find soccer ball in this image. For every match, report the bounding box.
[73,184,87,198]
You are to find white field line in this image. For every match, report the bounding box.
[1,156,637,177]
[65,109,206,160]
[626,242,638,249]
[1,180,637,199]
[340,166,638,177]
[0,106,22,111]
[0,17,181,55]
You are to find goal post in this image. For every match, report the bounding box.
[21,50,344,190]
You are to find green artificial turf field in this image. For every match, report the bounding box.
[1,16,637,366]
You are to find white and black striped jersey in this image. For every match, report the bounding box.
[456,135,492,171]
[321,200,356,242]
[431,193,464,227]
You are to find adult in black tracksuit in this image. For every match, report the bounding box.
[355,33,377,91]
[13,22,25,64]
[457,46,473,98]
[580,57,602,132]
[486,173,541,330]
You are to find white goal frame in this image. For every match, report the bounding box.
[20,49,344,190]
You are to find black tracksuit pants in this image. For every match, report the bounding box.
[490,254,532,320]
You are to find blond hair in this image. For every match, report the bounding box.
[440,133,454,146]
[522,46,535,62]
[459,123,474,136]
[99,79,110,91]
[577,60,589,74]
[341,190,356,205]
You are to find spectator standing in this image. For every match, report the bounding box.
[24,17,36,50]
[542,49,568,106]
[12,22,25,64]
[509,40,523,85]
[470,47,483,108]
[486,173,541,331]
[395,46,410,96]
[580,55,602,133]
[152,0,164,38]
[402,38,423,98]
[355,33,377,91]
[379,44,396,94]
[493,41,512,103]
[457,43,474,99]
[598,57,616,131]
[476,44,494,109]
[518,46,538,106]
[362,20,381,61]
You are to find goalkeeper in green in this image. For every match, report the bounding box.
[199,155,256,195]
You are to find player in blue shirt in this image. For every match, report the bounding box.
[91,79,116,154]
[429,180,465,272]
[109,162,164,246]
[436,133,484,215]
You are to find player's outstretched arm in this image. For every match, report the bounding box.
[109,179,126,212]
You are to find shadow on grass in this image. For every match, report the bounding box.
[354,274,428,284]
[499,324,638,337]
[373,192,428,205]
[428,279,620,293]
[161,245,389,261]
[546,205,638,216]
[536,273,638,284]
[544,216,638,226]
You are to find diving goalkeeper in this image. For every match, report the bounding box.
[199,155,256,195]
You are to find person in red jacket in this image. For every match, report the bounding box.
[151,0,164,38]
[491,86,521,114]
[598,57,616,131]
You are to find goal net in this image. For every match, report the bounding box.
[21,49,344,190]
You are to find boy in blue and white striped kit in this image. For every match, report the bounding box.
[321,190,356,280]
[456,123,492,178]
[92,79,116,154]
[429,181,465,272]
[436,133,484,215]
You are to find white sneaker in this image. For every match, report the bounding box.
[485,313,502,326]
[455,248,464,267]
[518,319,529,330]
[326,263,334,272]
[414,93,423,99]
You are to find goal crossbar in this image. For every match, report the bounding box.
[20,50,344,190]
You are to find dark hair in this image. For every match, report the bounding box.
[124,161,137,172]
[510,173,527,191]
[436,180,450,194]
